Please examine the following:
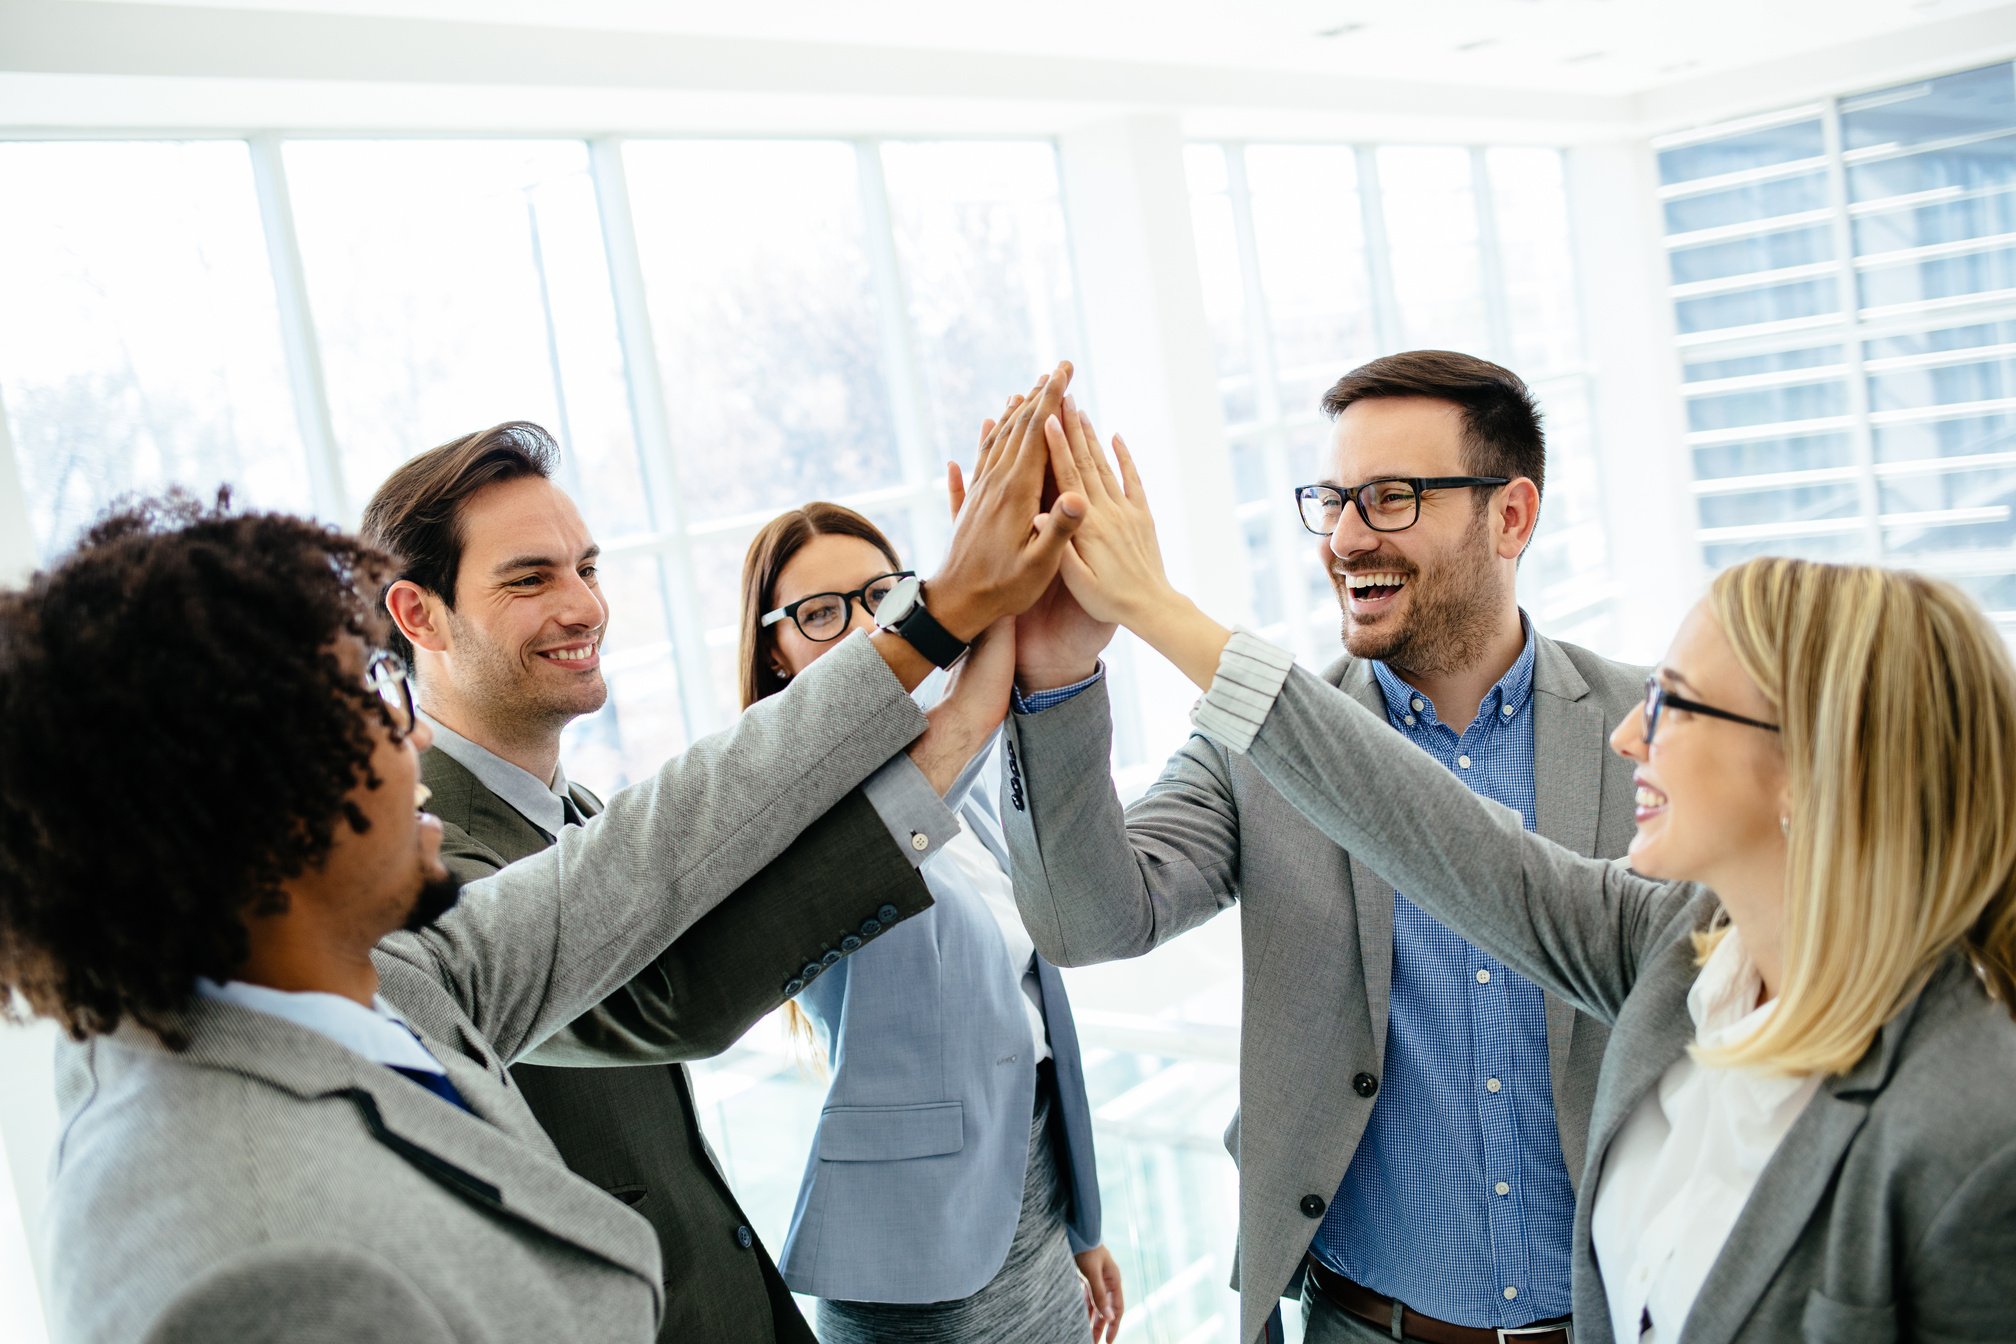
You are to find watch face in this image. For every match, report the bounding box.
[873,573,922,627]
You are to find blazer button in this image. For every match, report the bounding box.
[1352,1072,1379,1098]
[782,978,805,996]
[1300,1194,1326,1218]
[859,918,882,937]
[735,1225,754,1250]
[877,903,900,923]
[801,962,823,982]
[821,949,843,968]
[841,935,863,952]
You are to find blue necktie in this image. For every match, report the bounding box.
[389,1064,472,1113]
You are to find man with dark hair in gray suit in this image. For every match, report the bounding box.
[1003,358,1643,1344]
[11,364,1087,1343]
[361,418,967,1343]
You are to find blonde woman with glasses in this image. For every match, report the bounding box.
[1003,416,2016,1343]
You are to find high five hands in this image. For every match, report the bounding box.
[1023,373,1235,692]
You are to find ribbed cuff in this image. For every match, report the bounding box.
[1190,630,1295,754]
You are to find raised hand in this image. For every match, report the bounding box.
[1046,414,1174,628]
[1048,415,1234,691]
[1014,398,1119,691]
[924,362,1086,642]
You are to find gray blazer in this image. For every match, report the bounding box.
[43,634,933,1344]
[1216,648,2016,1344]
[425,750,932,1344]
[1001,634,1644,1344]
[780,764,1101,1303]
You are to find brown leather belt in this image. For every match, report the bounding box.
[1304,1256,1571,1344]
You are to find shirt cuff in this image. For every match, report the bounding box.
[1190,630,1296,754]
[861,753,963,868]
[1012,664,1105,715]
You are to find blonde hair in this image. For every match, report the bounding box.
[1695,557,2016,1074]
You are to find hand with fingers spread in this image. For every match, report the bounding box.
[925,362,1086,642]
[1046,415,1237,690]
[1045,415,1175,628]
[1014,397,1121,692]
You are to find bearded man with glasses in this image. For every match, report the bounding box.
[997,351,1650,1344]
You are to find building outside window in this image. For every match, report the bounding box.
[1655,60,2016,642]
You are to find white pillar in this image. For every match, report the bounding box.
[0,391,55,1344]
[1565,141,1699,663]
[1057,115,1248,749]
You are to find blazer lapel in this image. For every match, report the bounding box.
[962,786,1012,872]
[156,996,665,1304]
[1336,660,1397,1064]
[1676,970,1931,1344]
[1530,637,1606,1131]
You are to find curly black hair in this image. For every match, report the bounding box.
[0,491,399,1047]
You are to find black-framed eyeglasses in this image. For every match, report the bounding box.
[1642,676,1779,746]
[762,571,915,643]
[1293,476,1510,536]
[365,649,416,738]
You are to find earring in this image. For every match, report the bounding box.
[1779,815,1791,837]
[773,666,790,681]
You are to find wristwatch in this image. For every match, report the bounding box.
[872,575,970,669]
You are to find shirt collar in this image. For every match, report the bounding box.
[1370,611,1538,730]
[420,710,572,839]
[194,978,444,1074]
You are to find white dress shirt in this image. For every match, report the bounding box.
[1590,928,1822,1342]
[195,978,447,1075]
[931,820,1052,1063]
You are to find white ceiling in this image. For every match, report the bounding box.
[92,0,2016,96]
[5,0,2015,137]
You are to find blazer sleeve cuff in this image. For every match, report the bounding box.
[1190,629,1296,755]
[861,753,962,867]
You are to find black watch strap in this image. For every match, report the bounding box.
[890,589,969,669]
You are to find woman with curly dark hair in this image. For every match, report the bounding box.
[0,370,1083,1344]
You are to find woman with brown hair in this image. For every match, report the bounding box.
[737,501,1122,1344]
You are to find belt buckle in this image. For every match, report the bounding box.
[1497,1327,1569,1344]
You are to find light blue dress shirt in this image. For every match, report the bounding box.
[1310,625,1575,1328]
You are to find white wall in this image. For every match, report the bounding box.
[0,391,56,1343]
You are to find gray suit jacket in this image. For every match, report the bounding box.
[1002,634,1642,1344]
[1215,649,2016,1344]
[424,744,932,1344]
[44,634,933,1344]
[780,766,1101,1302]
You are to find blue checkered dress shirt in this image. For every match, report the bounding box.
[1309,625,1575,1327]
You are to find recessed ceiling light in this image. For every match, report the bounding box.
[1659,59,1704,74]
[1316,21,1366,37]
[1455,36,1500,51]
[1563,50,1607,64]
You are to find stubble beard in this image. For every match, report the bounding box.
[1336,511,1501,680]
[444,609,607,745]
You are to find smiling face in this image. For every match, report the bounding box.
[766,533,905,680]
[1321,397,1515,678]
[432,474,609,742]
[1609,598,1789,908]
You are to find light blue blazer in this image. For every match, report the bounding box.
[776,747,1103,1304]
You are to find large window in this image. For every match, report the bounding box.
[1656,61,2016,640]
[1185,142,1615,664]
[0,132,1249,1344]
